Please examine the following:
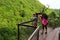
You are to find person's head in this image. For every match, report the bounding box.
[38,13,42,17]
[36,13,38,17]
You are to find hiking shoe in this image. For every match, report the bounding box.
[45,32,47,34]
[41,32,43,35]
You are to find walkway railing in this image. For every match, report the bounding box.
[59,30,60,40]
[18,20,40,40]
[28,26,39,40]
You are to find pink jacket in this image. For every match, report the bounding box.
[42,18,48,25]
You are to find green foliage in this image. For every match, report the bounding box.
[0,0,55,40]
[0,27,17,40]
[48,11,60,28]
[52,9,60,16]
[0,0,48,40]
[20,27,35,40]
[49,12,56,18]
[19,10,25,17]
[48,18,60,28]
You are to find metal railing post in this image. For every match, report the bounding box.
[59,31,60,40]
[37,29,39,40]
[17,20,40,40]
[18,24,20,40]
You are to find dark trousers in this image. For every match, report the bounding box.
[42,24,47,32]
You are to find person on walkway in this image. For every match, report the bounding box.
[38,13,48,34]
[32,13,38,28]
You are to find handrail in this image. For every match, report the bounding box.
[28,26,39,40]
[59,32,60,40]
[18,20,39,40]
[18,20,34,25]
[59,30,60,40]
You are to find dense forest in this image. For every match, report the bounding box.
[0,0,60,40]
[53,9,60,16]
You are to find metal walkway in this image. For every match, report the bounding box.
[28,27,60,40]
[18,20,60,40]
[39,28,60,40]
